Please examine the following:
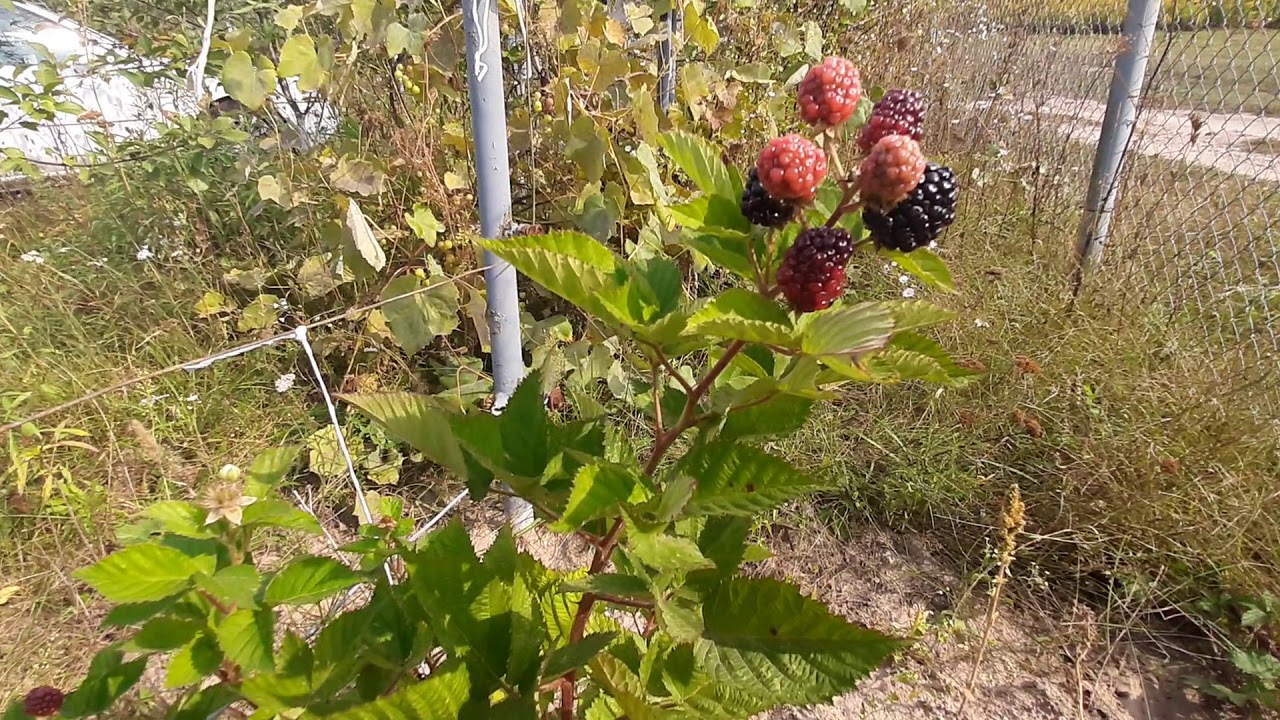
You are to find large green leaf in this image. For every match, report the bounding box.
[658,132,737,199]
[128,616,202,651]
[326,663,471,720]
[75,544,204,603]
[165,634,223,688]
[628,531,715,573]
[498,371,549,478]
[216,608,275,673]
[677,441,826,516]
[340,393,470,480]
[678,230,755,280]
[560,574,652,601]
[244,446,300,497]
[881,248,955,292]
[265,556,362,605]
[381,274,460,355]
[720,393,813,442]
[61,646,148,716]
[887,299,957,332]
[196,565,261,610]
[687,289,797,346]
[666,195,751,234]
[696,577,903,704]
[140,501,213,538]
[241,499,323,534]
[866,332,979,385]
[553,464,639,531]
[799,302,894,357]
[476,232,635,327]
[277,34,324,91]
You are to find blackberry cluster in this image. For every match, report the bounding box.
[23,687,65,718]
[739,168,798,227]
[864,163,958,252]
[858,89,925,152]
[797,57,863,127]
[858,134,926,210]
[776,228,856,313]
[757,134,827,202]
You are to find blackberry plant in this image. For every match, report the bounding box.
[18,56,970,720]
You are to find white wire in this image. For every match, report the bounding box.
[407,490,470,542]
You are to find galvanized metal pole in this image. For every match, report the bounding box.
[461,0,533,530]
[657,7,681,111]
[1071,0,1161,294]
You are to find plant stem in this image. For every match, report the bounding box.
[558,339,748,718]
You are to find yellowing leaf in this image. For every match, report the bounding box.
[332,156,385,196]
[274,5,306,30]
[307,426,347,480]
[683,1,720,53]
[406,205,443,247]
[221,51,275,110]
[237,294,281,332]
[277,34,325,91]
[385,22,415,57]
[257,174,291,208]
[344,199,386,273]
[381,274,461,354]
[194,291,236,317]
[443,171,469,191]
[0,585,20,606]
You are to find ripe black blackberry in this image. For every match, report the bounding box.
[776,227,856,313]
[863,162,958,252]
[23,686,65,717]
[858,89,926,153]
[740,168,798,227]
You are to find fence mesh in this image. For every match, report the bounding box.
[870,0,1280,418]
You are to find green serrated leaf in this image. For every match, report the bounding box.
[140,501,212,538]
[75,544,203,603]
[543,632,618,680]
[696,577,903,704]
[166,634,224,688]
[326,663,471,719]
[61,646,148,715]
[658,596,704,642]
[241,499,323,534]
[476,232,636,327]
[678,441,826,515]
[888,299,957,331]
[196,565,262,609]
[216,608,275,673]
[881,248,955,292]
[128,616,202,651]
[560,574,652,600]
[658,131,736,199]
[340,393,472,481]
[799,302,895,356]
[721,392,813,441]
[677,229,755,281]
[265,556,362,605]
[688,289,796,346]
[629,531,715,572]
[553,464,638,531]
[667,194,751,234]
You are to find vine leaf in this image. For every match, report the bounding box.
[220,51,275,110]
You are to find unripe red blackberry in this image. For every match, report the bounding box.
[757,134,827,203]
[776,227,855,313]
[858,135,926,210]
[858,89,925,153]
[864,162,958,252]
[797,57,863,127]
[23,686,64,717]
[740,168,798,227]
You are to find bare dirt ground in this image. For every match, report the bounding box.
[1026,96,1280,183]
[460,501,1225,720]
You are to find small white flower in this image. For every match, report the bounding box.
[141,393,169,407]
[882,263,893,273]
[928,240,939,250]
[995,147,1009,159]
[136,245,155,261]
[89,257,108,267]
[185,394,200,404]
[19,250,45,264]
[898,274,910,284]
[171,249,185,258]
[974,318,991,328]
[57,246,73,253]
[272,298,291,312]
[274,372,296,393]
[902,287,917,299]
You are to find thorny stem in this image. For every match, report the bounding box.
[559,339,749,718]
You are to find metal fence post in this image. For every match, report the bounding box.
[461,0,534,530]
[657,6,681,111]
[1071,0,1161,294]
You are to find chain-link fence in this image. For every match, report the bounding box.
[881,0,1280,418]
